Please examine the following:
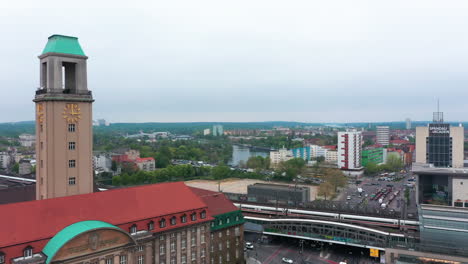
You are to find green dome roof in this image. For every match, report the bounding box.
[41,34,85,56]
[42,221,123,264]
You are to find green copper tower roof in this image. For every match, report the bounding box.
[42,221,123,264]
[41,34,85,56]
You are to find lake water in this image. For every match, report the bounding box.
[229,145,269,166]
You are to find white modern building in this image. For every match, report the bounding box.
[376,126,390,146]
[337,130,363,171]
[203,129,211,136]
[93,154,113,172]
[310,145,328,158]
[270,148,293,167]
[325,150,338,164]
[0,152,11,169]
[18,134,35,147]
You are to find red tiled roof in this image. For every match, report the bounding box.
[0,182,207,248]
[323,145,337,150]
[189,187,238,216]
[390,139,410,145]
[136,157,154,163]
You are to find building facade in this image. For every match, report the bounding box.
[361,147,384,166]
[415,121,464,168]
[0,152,11,169]
[0,182,217,264]
[190,188,245,264]
[337,130,363,171]
[269,148,293,167]
[325,150,338,164]
[19,134,36,147]
[34,35,94,200]
[247,183,310,205]
[376,126,390,146]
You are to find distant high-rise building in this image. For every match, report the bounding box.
[212,124,224,136]
[376,126,390,146]
[203,128,211,136]
[405,118,412,130]
[337,130,363,171]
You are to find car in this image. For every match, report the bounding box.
[282,257,294,263]
[245,242,254,249]
[347,196,351,200]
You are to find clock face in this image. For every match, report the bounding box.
[62,104,81,123]
[37,104,44,124]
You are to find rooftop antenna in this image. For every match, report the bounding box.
[433,98,443,123]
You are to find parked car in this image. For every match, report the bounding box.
[282,258,294,263]
[245,242,254,249]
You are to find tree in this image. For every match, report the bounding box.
[112,175,122,186]
[364,162,380,175]
[275,158,306,182]
[12,162,19,174]
[323,169,347,192]
[386,154,403,171]
[318,181,334,200]
[211,165,231,180]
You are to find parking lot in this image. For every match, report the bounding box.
[336,171,418,217]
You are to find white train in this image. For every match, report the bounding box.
[235,203,419,229]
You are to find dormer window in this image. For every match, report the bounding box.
[191,213,197,221]
[130,225,137,234]
[170,216,176,226]
[181,214,187,223]
[24,246,33,258]
[200,210,206,219]
[148,221,154,231]
[160,218,166,228]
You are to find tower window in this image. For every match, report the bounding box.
[41,160,43,168]
[68,142,76,150]
[68,160,76,168]
[41,142,43,150]
[68,177,76,185]
[40,124,43,132]
[68,124,76,132]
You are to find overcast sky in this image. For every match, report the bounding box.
[1,0,468,123]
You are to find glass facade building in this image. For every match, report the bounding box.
[426,124,452,167]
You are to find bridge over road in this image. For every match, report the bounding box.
[244,216,416,251]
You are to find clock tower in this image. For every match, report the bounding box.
[34,35,94,200]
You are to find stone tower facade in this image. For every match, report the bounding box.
[34,35,94,200]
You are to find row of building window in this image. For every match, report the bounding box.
[211,215,241,228]
[130,212,206,234]
[210,251,238,264]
